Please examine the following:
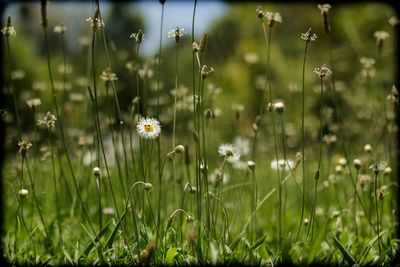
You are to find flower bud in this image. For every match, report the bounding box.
[174,145,185,154]
[93,166,101,177]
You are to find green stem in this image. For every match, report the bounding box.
[49,128,63,244]
[296,41,309,242]
[91,31,120,219]
[5,36,22,139]
[43,28,97,236]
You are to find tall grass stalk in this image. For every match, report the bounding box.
[155,1,164,248]
[90,27,120,220]
[308,72,326,241]
[4,17,22,139]
[296,28,313,242]
[48,128,63,244]
[42,14,97,236]
[191,0,203,260]
[24,156,49,241]
[268,27,282,250]
[96,2,130,184]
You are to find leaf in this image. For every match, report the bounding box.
[165,247,178,265]
[230,231,245,251]
[328,230,356,265]
[82,219,112,256]
[210,242,219,265]
[358,232,382,264]
[62,246,74,265]
[251,234,267,251]
[105,209,127,249]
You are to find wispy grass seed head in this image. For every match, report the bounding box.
[136,117,161,139]
[274,101,285,114]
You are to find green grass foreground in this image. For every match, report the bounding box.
[1,1,399,265]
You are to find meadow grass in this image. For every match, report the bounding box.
[1,1,399,265]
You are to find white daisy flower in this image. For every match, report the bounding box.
[136,117,161,139]
[270,159,294,171]
[218,143,240,163]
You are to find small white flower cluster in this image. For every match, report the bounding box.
[168,27,186,43]
[314,64,332,78]
[54,24,67,34]
[360,57,376,77]
[26,98,42,109]
[270,159,294,171]
[1,25,16,37]
[130,29,144,44]
[317,4,331,14]
[86,16,104,31]
[301,28,317,42]
[100,68,118,84]
[37,111,57,129]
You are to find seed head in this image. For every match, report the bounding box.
[265,12,282,27]
[317,4,331,34]
[93,166,101,177]
[86,8,104,32]
[369,162,386,175]
[18,140,32,157]
[301,28,317,42]
[303,218,309,225]
[26,98,42,109]
[353,159,361,170]
[200,65,214,80]
[1,16,16,37]
[373,31,389,50]
[168,27,185,43]
[274,101,285,114]
[247,160,256,171]
[19,189,29,197]
[364,144,372,153]
[37,111,57,129]
[186,215,194,223]
[54,24,67,34]
[199,33,208,51]
[174,145,185,154]
[256,6,265,20]
[130,29,144,44]
[314,64,332,78]
[144,183,153,192]
[100,68,118,85]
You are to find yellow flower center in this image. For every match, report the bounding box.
[144,123,154,133]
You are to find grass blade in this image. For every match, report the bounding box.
[328,230,356,265]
